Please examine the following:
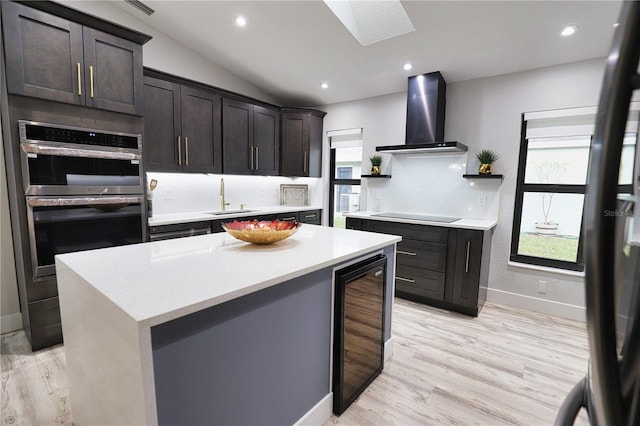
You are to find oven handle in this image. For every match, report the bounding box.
[27,195,143,207]
[22,143,141,161]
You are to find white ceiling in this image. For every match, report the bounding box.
[114,1,623,107]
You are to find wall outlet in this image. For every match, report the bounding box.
[478,194,487,207]
[538,280,548,294]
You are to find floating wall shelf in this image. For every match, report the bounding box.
[462,174,504,179]
[361,174,392,178]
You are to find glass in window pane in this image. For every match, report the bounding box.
[524,136,591,185]
[334,146,362,179]
[332,185,360,228]
[517,192,584,262]
[618,133,637,185]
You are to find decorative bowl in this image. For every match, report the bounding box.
[221,219,301,245]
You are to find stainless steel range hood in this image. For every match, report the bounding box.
[376,71,467,154]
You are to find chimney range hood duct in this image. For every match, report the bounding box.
[376,71,468,154]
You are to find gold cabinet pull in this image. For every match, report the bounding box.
[255,146,259,170]
[177,136,182,166]
[76,63,82,96]
[184,137,189,166]
[397,250,417,256]
[395,276,416,283]
[465,241,471,273]
[304,151,308,174]
[89,66,95,98]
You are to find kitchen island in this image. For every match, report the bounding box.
[55,225,400,425]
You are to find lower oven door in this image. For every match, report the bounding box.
[26,195,144,279]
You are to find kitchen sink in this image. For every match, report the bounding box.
[206,209,256,216]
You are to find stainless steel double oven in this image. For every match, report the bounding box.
[19,120,145,279]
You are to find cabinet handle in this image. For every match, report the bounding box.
[304,151,308,174]
[89,65,94,98]
[177,136,182,166]
[250,146,254,170]
[280,216,296,221]
[184,137,189,166]
[255,146,259,170]
[397,250,417,256]
[76,63,82,96]
[395,276,416,283]
[465,241,470,273]
[304,214,316,218]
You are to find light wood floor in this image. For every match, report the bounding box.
[1,299,590,425]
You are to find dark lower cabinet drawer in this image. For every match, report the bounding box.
[299,210,321,224]
[28,297,63,350]
[394,265,445,301]
[396,239,446,272]
[371,221,447,243]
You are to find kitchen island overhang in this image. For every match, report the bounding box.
[55,225,400,425]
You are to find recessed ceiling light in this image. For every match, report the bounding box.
[403,63,413,71]
[321,82,329,89]
[235,16,247,27]
[560,25,578,36]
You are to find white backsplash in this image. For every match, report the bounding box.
[365,152,501,221]
[147,172,322,216]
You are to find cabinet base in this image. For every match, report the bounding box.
[395,290,480,317]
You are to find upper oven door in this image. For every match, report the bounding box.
[18,120,143,196]
[21,143,142,195]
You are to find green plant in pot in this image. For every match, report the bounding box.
[369,155,382,175]
[475,149,500,175]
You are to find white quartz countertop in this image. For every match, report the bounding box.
[55,225,400,327]
[345,211,497,231]
[148,205,321,226]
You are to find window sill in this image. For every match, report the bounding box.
[507,260,585,278]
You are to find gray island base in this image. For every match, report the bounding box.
[55,225,400,425]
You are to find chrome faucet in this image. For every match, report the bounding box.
[220,178,230,211]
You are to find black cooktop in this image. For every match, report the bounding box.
[371,212,461,223]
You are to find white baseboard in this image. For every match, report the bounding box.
[384,336,394,362]
[295,393,332,426]
[486,287,586,322]
[1,312,23,334]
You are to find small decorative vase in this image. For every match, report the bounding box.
[478,163,493,175]
[371,165,381,175]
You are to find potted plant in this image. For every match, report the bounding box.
[535,161,568,236]
[474,149,500,175]
[369,155,382,175]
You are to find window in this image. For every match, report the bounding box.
[328,129,362,228]
[511,105,638,271]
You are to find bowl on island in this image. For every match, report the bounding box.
[221,219,301,245]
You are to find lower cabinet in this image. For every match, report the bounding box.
[346,217,491,316]
[210,209,322,233]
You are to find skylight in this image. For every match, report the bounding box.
[323,0,415,46]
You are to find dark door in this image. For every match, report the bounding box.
[222,98,252,175]
[451,229,483,309]
[2,1,84,105]
[180,86,222,173]
[253,106,279,175]
[280,113,308,176]
[143,77,181,171]
[82,27,144,115]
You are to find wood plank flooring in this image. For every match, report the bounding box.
[1,299,590,425]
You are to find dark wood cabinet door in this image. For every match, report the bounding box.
[2,2,84,105]
[280,113,308,176]
[143,77,181,171]
[222,98,253,175]
[451,229,483,310]
[82,27,144,115]
[307,114,323,177]
[253,106,280,175]
[180,86,222,173]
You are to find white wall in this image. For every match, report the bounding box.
[322,58,613,321]
[59,1,279,105]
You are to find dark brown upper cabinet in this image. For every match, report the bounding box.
[280,109,326,177]
[144,76,222,173]
[2,1,145,115]
[222,99,280,175]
